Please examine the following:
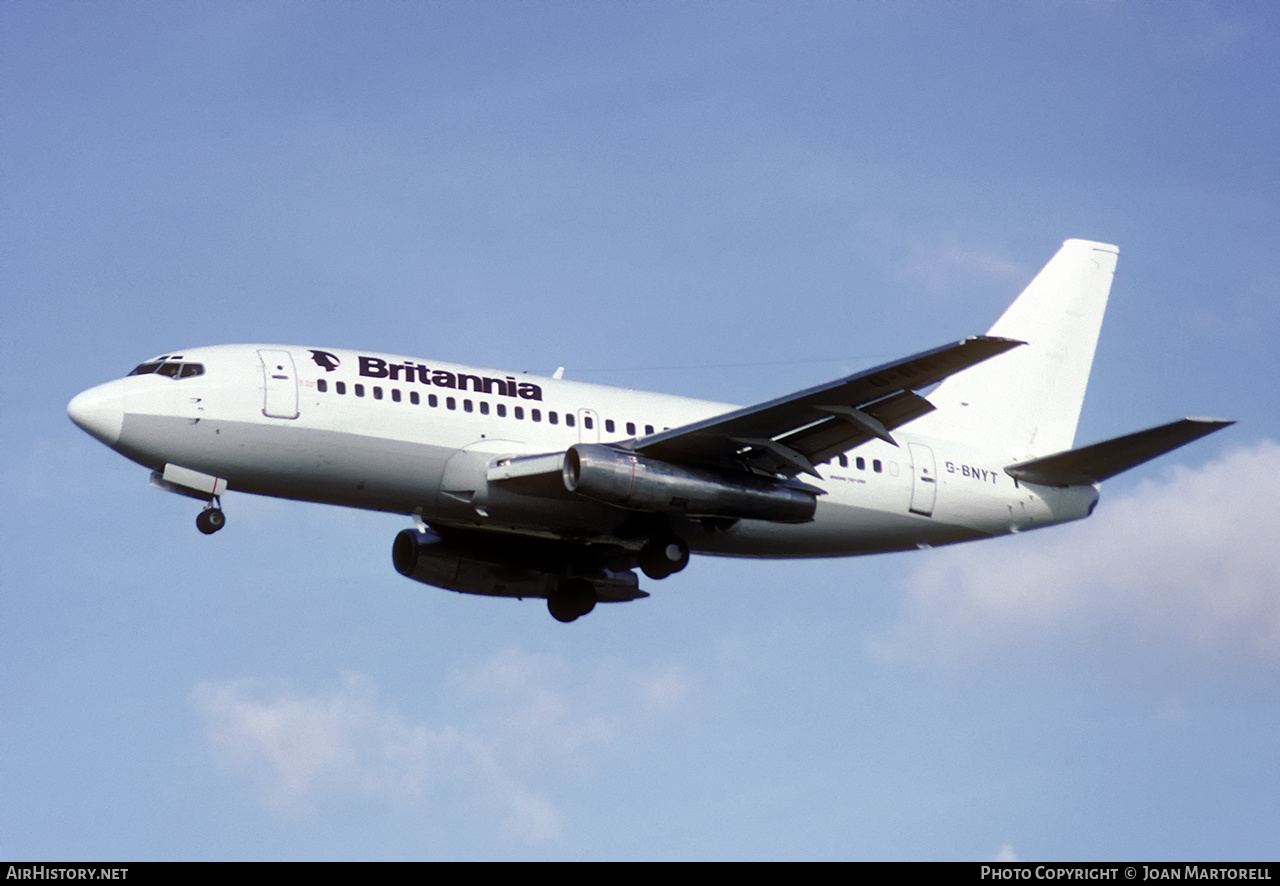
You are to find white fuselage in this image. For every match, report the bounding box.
[69,344,1099,559]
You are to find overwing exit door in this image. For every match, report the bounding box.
[578,409,601,443]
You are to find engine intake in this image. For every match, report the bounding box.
[562,443,817,523]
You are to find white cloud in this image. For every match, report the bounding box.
[192,650,692,843]
[876,441,1280,667]
[992,842,1019,862]
[192,673,466,805]
[635,663,693,713]
[894,236,1028,301]
[1153,11,1247,62]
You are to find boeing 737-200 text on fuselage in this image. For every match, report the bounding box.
[68,240,1231,621]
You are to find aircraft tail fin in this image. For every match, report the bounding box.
[914,239,1119,458]
[1004,417,1234,486]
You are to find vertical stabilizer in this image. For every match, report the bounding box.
[913,239,1119,459]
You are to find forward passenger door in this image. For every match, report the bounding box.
[259,349,299,419]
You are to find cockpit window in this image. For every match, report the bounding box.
[128,360,204,379]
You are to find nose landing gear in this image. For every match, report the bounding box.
[196,499,226,534]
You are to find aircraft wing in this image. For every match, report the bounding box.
[634,336,1022,477]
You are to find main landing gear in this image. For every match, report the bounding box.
[196,500,225,535]
[638,535,690,580]
[547,577,597,623]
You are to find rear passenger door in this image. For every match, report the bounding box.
[908,442,937,517]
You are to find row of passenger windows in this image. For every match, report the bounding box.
[315,379,657,435]
[313,379,886,472]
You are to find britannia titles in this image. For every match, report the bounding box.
[357,356,543,401]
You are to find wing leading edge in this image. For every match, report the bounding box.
[634,336,1022,477]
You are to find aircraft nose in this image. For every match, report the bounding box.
[68,381,125,447]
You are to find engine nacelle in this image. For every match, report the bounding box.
[562,443,817,523]
[391,528,643,601]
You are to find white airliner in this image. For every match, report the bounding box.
[68,240,1230,621]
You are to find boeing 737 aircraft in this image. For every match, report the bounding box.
[68,240,1230,621]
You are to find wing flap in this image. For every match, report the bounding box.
[776,391,938,468]
[1004,417,1234,486]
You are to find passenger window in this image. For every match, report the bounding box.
[644,425,654,435]
[497,403,506,417]
[336,381,346,395]
[447,397,456,410]
[514,406,524,419]
[428,394,438,407]
[410,391,419,405]
[480,401,489,415]
[873,459,882,473]
[373,387,383,400]
[626,422,636,435]
[605,419,614,433]
[838,455,848,467]
[317,379,327,393]
[355,384,365,397]
[566,413,575,427]
[532,409,541,422]
[392,389,401,402]
[856,456,865,470]
[464,400,473,412]
[548,411,558,425]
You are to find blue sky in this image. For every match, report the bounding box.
[3,1,1278,860]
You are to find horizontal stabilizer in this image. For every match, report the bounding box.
[1004,418,1234,487]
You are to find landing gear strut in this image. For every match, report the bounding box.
[196,502,225,535]
[547,577,597,623]
[638,535,689,579]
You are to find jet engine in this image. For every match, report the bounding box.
[562,443,818,523]
[391,527,644,608]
